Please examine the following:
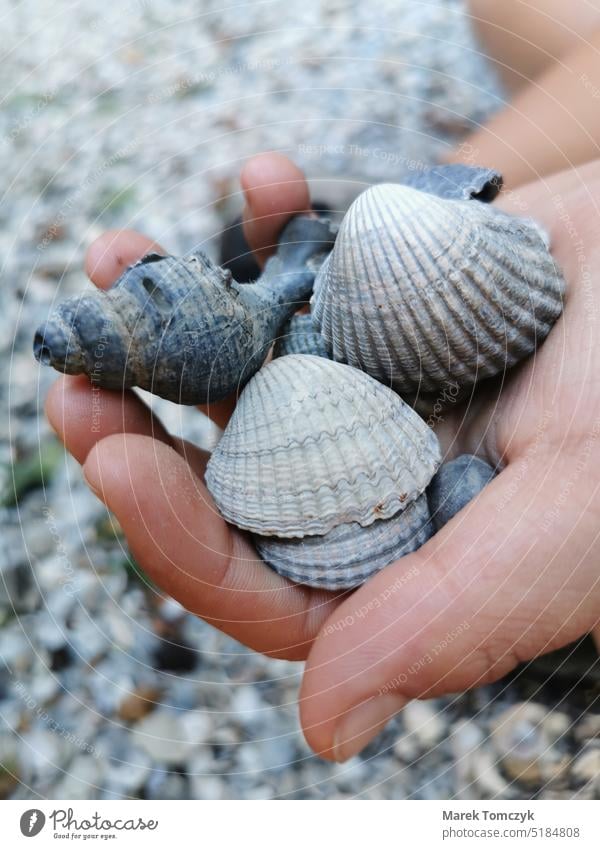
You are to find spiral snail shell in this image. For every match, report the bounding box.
[33,216,334,405]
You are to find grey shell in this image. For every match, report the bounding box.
[205,354,441,538]
[311,183,565,396]
[254,494,432,590]
[272,313,331,360]
[402,163,502,202]
[427,454,496,532]
[33,216,334,405]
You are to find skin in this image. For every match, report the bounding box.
[447,2,600,187]
[47,153,600,762]
[469,0,600,92]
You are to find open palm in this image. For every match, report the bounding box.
[46,154,600,762]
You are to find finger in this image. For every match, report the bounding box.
[241,152,311,266]
[436,161,600,464]
[47,374,212,485]
[83,434,341,660]
[196,153,311,426]
[85,229,166,289]
[46,375,172,464]
[300,448,600,761]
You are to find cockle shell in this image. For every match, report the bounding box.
[255,494,432,589]
[311,183,565,397]
[272,313,331,360]
[33,216,334,405]
[427,454,496,532]
[205,354,441,538]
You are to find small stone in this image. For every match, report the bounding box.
[180,711,212,746]
[189,775,223,800]
[230,686,266,727]
[118,686,160,722]
[103,744,152,796]
[572,747,600,787]
[491,703,570,786]
[145,767,188,800]
[393,734,420,763]
[17,728,71,783]
[52,754,104,800]
[402,700,446,750]
[131,711,204,765]
[574,713,600,743]
[0,557,37,613]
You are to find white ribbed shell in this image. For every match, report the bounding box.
[311,183,565,395]
[205,355,440,537]
[254,494,432,589]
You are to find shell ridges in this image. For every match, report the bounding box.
[205,355,441,537]
[311,183,565,396]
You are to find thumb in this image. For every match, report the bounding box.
[299,450,600,761]
[241,152,311,266]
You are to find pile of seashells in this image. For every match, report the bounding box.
[34,165,565,590]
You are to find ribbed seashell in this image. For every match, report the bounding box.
[33,216,334,405]
[272,313,331,360]
[205,355,441,538]
[311,183,565,396]
[255,494,432,589]
[427,454,496,531]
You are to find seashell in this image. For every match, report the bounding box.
[33,216,334,405]
[311,183,565,397]
[255,494,432,589]
[205,354,441,538]
[402,163,502,202]
[427,454,496,531]
[272,313,331,360]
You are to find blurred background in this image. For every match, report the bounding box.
[1,0,599,800]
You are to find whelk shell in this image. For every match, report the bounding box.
[33,215,334,405]
[311,183,565,397]
[205,354,441,538]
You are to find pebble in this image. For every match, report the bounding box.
[574,713,600,743]
[491,703,570,786]
[188,775,224,801]
[131,711,209,765]
[117,686,161,722]
[571,747,600,788]
[401,700,447,750]
[145,768,189,800]
[52,754,105,800]
[103,745,153,797]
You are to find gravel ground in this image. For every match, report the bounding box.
[1,0,599,801]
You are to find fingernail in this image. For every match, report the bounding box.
[333,694,409,762]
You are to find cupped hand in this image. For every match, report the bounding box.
[46,152,600,763]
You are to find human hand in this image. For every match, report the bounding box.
[46,152,600,762]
